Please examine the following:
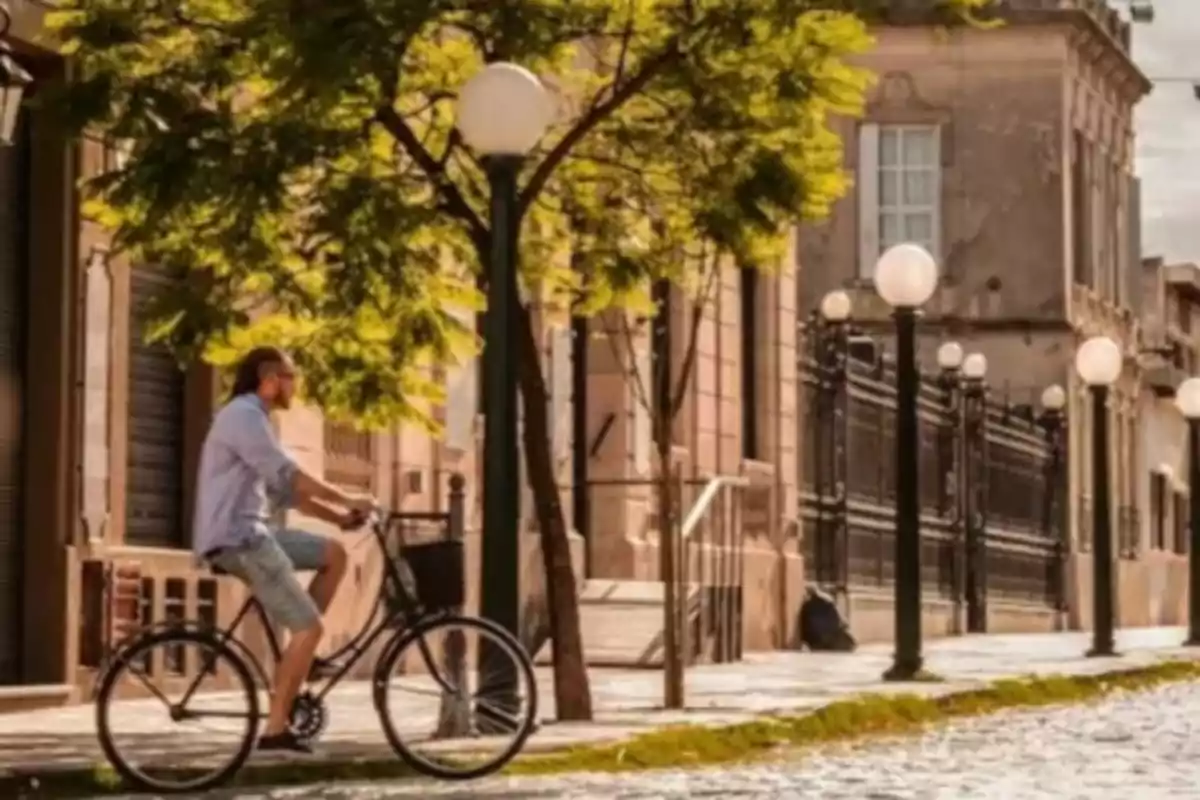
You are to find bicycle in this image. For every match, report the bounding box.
[94,486,539,794]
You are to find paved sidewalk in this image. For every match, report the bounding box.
[0,627,1196,779]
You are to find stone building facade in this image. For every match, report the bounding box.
[797,1,1178,632]
[0,0,802,709]
[1124,256,1199,627]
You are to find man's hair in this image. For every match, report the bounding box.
[229,346,289,400]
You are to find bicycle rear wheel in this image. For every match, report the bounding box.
[96,629,259,793]
[374,614,538,780]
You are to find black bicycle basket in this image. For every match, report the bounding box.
[397,539,465,611]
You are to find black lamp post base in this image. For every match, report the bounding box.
[882,657,926,683]
[1084,645,1119,658]
[1183,636,1200,648]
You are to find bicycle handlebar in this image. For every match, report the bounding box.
[344,506,457,548]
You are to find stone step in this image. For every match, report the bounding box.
[534,579,702,669]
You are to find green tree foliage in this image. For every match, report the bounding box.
[48,0,990,720]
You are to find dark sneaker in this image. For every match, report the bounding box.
[258,730,313,754]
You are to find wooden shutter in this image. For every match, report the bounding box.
[857,123,881,280]
[126,266,186,547]
[0,115,27,680]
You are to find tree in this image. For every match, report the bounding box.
[599,244,722,708]
[48,0,989,721]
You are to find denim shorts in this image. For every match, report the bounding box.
[208,530,330,632]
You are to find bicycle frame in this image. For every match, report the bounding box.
[152,510,459,714]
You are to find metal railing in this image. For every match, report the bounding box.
[800,317,1069,630]
[663,474,750,709]
[579,475,751,709]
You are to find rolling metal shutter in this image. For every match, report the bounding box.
[126,267,186,547]
[0,117,29,682]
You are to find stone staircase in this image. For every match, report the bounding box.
[533,579,706,668]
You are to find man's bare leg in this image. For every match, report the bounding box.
[265,624,323,737]
[263,539,348,737]
[307,540,348,613]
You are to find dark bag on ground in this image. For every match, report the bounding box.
[799,586,856,652]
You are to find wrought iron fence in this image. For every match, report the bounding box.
[800,318,1068,628]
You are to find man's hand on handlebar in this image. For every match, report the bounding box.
[342,493,377,515]
[338,508,371,532]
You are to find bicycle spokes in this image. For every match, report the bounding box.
[98,632,259,793]
[376,616,538,780]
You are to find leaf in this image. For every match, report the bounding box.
[48,0,982,425]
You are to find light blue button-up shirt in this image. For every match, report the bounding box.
[192,393,298,557]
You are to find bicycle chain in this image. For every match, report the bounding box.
[290,690,330,743]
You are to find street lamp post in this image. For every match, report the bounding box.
[936,342,964,375]
[0,2,34,148]
[936,342,963,632]
[1175,377,1200,646]
[815,290,852,588]
[960,352,989,633]
[819,289,852,326]
[962,353,987,383]
[1040,384,1068,618]
[874,243,939,681]
[1074,336,1124,657]
[455,63,553,641]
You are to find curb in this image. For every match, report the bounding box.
[5,658,1200,796]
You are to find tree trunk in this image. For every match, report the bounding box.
[514,303,594,721]
[657,417,683,707]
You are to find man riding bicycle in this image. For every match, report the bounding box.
[192,346,375,753]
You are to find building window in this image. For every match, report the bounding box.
[324,421,373,492]
[1177,295,1191,334]
[1151,471,1166,550]
[1071,130,1091,288]
[740,267,758,461]
[126,266,187,549]
[857,123,941,278]
[1174,491,1190,555]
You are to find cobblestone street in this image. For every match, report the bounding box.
[194,680,1200,799]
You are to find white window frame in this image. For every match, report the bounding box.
[857,123,942,279]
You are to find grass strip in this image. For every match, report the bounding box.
[6,658,1200,797]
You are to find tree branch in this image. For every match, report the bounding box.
[601,312,653,419]
[611,0,637,89]
[519,42,680,214]
[438,127,464,168]
[375,105,486,241]
[669,243,718,420]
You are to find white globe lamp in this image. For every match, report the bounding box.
[456,62,554,156]
[819,289,852,323]
[1074,337,1123,387]
[936,342,964,371]
[1040,384,1067,412]
[1176,377,1200,420]
[962,353,988,381]
[873,243,939,308]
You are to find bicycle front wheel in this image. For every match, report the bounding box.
[375,614,539,780]
[96,629,260,794]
